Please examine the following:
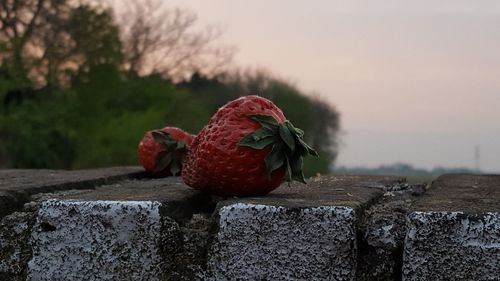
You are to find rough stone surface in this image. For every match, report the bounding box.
[403,174,500,281]
[22,177,221,281]
[206,203,357,281]
[20,177,220,281]
[0,167,143,219]
[13,169,500,281]
[207,176,404,280]
[357,183,426,281]
[51,177,201,203]
[27,200,162,281]
[364,183,426,251]
[42,178,220,225]
[0,211,36,279]
[412,173,500,213]
[0,167,143,193]
[159,213,213,281]
[403,211,500,281]
[199,175,403,280]
[263,175,402,210]
[0,191,29,220]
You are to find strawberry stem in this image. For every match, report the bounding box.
[239,114,319,184]
[151,131,188,176]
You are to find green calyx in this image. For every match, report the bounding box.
[239,114,319,184]
[151,131,188,176]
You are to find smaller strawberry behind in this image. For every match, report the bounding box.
[182,95,318,196]
[138,127,195,176]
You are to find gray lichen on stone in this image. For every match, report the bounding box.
[205,203,357,281]
[356,183,424,281]
[0,211,36,277]
[159,212,214,281]
[403,211,500,281]
[27,200,162,281]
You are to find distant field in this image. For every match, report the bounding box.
[401,174,437,184]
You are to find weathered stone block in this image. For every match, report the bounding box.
[403,174,500,281]
[0,170,417,280]
[0,191,29,220]
[0,211,36,279]
[29,177,219,281]
[201,175,401,281]
[0,167,143,220]
[403,211,500,281]
[358,197,410,281]
[356,183,426,281]
[27,200,162,281]
[0,167,142,195]
[205,203,357,281]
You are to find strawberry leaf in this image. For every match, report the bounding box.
[264,142,285,175]
[289,152,306,184]
[284,154,293,182]
[155,151,173,173]
[240,126,277,149]
[176,141,187,150]
[240,127,275,145]
[279,123,295,153]
[240,114,318,184]
[151,130,190,175]
[288,123,305,137]
[240,136,277,149]
[152,131,177,147]
[170,158,181,176]
[297,137,319,157]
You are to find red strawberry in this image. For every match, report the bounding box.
[182,95,318,196]
[138,127,195,176]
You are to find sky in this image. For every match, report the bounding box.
[167,0,500,172]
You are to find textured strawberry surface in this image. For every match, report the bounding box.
[138,127,195,175]
[182,95,287,196]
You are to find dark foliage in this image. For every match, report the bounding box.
[0,1,340,177]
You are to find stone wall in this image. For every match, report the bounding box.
[0,168,499,280]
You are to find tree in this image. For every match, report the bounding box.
[43,4,123,85]
[0,0,122,87]
[0,1,124,168]
[0,0,60,84]
[112,0,234,80]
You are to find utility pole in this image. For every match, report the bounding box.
[474,145,480,174]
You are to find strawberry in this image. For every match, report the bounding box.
[182,95,318,196]
[138,127,195,176]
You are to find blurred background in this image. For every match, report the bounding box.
[1,0,498,181]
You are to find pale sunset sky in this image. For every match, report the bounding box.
[168,0,500,172]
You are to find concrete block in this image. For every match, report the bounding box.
[28,177,218,281]
[0,170,412,280]
[403,174,500,281]
[0,167,143,220]
[202,175,405,281]
[0,211,36,278]
[206,203,357,281]
[0,167,142,194]
[358,197,411,281]
[27,200,162,281]
[403,211,500,281]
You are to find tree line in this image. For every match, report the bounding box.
[0,0,340,177]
